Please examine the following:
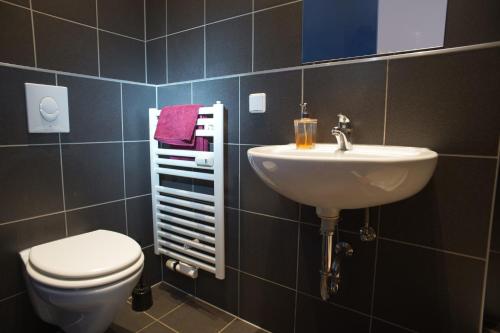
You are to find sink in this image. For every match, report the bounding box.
[247,143,437,218]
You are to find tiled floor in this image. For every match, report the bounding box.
[106,283,266,333]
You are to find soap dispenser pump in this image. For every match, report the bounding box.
[294,102,317,149]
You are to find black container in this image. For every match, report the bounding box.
[131,278,153,312]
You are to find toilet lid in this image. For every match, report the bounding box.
[28,230,142,280]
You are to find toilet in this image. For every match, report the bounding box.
[19,229,144,333]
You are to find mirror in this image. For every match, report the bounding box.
[302,0,448,63]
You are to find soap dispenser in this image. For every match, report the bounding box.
[294,102,317,149]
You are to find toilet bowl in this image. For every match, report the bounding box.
[19,229,144,333]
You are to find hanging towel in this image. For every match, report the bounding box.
[154,104,203,147]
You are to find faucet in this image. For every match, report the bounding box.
[331,114,353,151]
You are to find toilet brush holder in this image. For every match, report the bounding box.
[131,277,153,312]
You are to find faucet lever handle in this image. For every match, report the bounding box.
[336,114,352,132]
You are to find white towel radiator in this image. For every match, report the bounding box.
[149,102,225,279]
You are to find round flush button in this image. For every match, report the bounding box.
[39,96,59,122]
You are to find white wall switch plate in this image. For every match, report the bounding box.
[25,83,70,133]
[249,93,266,113]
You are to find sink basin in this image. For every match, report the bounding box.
[247,144,437,217]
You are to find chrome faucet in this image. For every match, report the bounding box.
[331,114,353,151]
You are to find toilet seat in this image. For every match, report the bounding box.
[25,230,144,289]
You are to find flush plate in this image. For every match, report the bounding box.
[25,83,70,133]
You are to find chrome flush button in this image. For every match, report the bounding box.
[39,96,59,122]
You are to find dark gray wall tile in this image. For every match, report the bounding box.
[206,16,252,77]
[147,38,167,84]
[374,240,484,333]
[32,0,96,26]
[146,0,166,39]
[62,143,124,209]
[158,83,191,107]
[445,0,500,47]
[193,77,239,144]
[240,211,298,288]
[162,255,195,294]
[196,267,238,314]
[240,71,301,145]
[254,0,291,10]
[240,146,299,220]
[206,0,252,23]
[0,293,59,332]
[304,61,386,144]
[0,3,34,66]
[295,293,370,333]
[123,83,156,141]
[4,0,29,6]
[143,246,162,286]
[371,320,413,333]
[298,224,375,314]
[0,146,63,223]
[67,201,126,236]
[486,251,500,325]
[127,195,153,247]
[34,13,98,75]
[100,32,146,82]
[224,145,239,208]
[0,213,66,299]
[167,0,204,34]
[0,66,57,145]
[125,141,151,197]
[386,48,500,156]
[239,272,295,333]
[491,164,500,252]
[59,75,121,143]
[225,208,239,268]
[167,28,204,82]
[98,0,144,39]
[254,3,302,71]
[380,156,496,258]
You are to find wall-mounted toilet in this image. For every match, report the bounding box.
[19,229,144,333]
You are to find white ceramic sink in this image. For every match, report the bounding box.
[247,144,437,218]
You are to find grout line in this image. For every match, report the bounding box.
[0,143,60,148]
[135,320,160,333]
[371,316,420,333]
[296,290,372,319]
[165,0,169,84]
[99,28,145,42]
[126,193,152,200]
[143,0,148,83]
[0,140,148,148]
[62,140,122,145]
[95,0,100,76]
[237,76,241,316]
[141,244,154,250]
[65,198,125,213]
[379,236,487,262]
[479,138,500,330]
[251,0,255,72]
[382,60,389,145]
[120,84,129,235]
[239,270,296,291]
[368,208,382,333]
[239,208,300,224]
[0,211,65,227]
[293,205,302,333]
[28,0,37,67]
[203,0,206,78]
[155,301,187,321]
[0,291,27,303]
[57,132,68,237]
[218,318,237,333]
[155,320,180,333]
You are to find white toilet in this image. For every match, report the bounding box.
[19,229,144,333]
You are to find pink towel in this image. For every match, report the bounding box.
[154,104,209,159]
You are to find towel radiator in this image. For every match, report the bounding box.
[149,102,225,279]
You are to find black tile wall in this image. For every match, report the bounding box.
[59,75,121,143]
[124,141,151,197]
[240,71,301,145]
[370,320,412,333]
[196,268,239,314]
[445,0,500,47]
[254,0,292,10]
[386,48,500,156]
[34,13,98,76]
[146,0,166,39]
[142,246,162,286]
[206,16,252,77]
[374,240,485,333]
[223,145,239,208]
[304,60,386,144]
[122,83,156,141]
[491,165,500,252]
[147,38,167,84]
[192,77,240,144]
[0,3,34,66]
[167,28,204,82]
[254,2,302,71]
[225,208,239,268]
[67,201,127,236]
[158,83,191,107]
[239,272,296,333]
[381,156,497,258]
[98,0,144,39]
[0,67,57,145]
[0,213,66,300]
[240,211,298,288]
[0,146,63,223]
[99,32,146,82]
[62,143,124,209]
[32,0,97,26]
[206,0,252,23]
[167,0,204,34]
[126,195,153,247]
[240,146,299,220]
[295,293,370,333]
[486,252,500,324]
